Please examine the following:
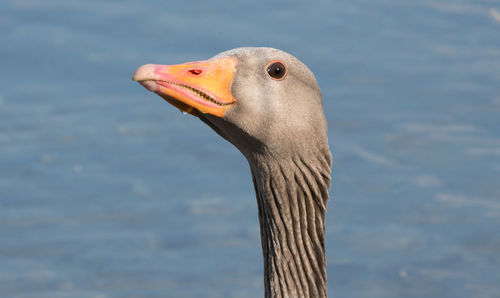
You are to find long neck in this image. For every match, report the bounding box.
[249,149,332,298]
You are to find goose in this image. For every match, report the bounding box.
[133,47,332,298]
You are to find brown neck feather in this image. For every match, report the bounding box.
[249,149,331,298]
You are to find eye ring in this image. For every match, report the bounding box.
[265,60,287,80]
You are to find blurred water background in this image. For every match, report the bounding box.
[1,0,500,297]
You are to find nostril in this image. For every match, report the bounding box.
[189,69,202,75]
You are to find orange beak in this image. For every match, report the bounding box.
[132,57,237,117]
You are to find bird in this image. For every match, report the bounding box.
[133,47,332,298]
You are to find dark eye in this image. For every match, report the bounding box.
[266,61,286,80]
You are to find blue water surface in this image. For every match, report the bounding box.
[1,0,499,297]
